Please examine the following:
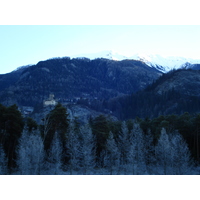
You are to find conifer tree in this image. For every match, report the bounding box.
[66,123,82,174]
[46,131,63,175]
[91,115,109,161]
[155,128,172,174]
[2,104,24,170]
[118,121,129,171]
[79,124,96,175]
[42,103,69,152]
[0,144,7,175]
[104,131,120,175]
[143,129,156,174]
[128,123,146,174]
[170,131,193,174]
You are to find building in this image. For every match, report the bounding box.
[43,94,57,106]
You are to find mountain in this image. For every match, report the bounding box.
[72,51,200,73]
[130,54,200,73]
[1,53,200,121]
[0,57,161,108]
[102,68,200,119]
[0,66,29,91]
[147,69,200,96]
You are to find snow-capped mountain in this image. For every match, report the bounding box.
[72,50,200,73]
[72,50,128,61]
[129,53,200,73]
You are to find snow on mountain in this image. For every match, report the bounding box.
[71,50,200,73]
[72,50,128,61]
[129,53,200,73]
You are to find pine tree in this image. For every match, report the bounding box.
[2,104,24,170]
[46,131,63,175]
[79,125,96,175]
[128,123,146,175]
[66,124,82,175]
[143,129,156,174]
[91,115,109,162]
[104,131,120,175]
[170,131,193,174]
[42,103,69,152]
[118,121,129,173]
[155,128,172,174]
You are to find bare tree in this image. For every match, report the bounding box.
[17,128,44,175]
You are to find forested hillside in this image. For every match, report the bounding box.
[0,57,161,107]
[91,69,200,119]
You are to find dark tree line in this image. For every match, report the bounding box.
[0,104,24,171]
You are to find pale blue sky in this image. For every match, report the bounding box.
[0,25,200,74]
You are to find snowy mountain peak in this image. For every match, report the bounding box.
[72,50,128,61]
[130,54,200,73]
[71,51,200,73]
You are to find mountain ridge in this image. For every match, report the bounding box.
[71,50,200,73]
[1,50,200,75]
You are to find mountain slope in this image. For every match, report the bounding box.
[129,54,200,73]
[148,69,200,96]
[101,69,200,119]
[0,57,161,107]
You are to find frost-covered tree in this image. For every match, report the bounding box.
[29,133,45,175]
[0,144,7,175]
[16,129,30,175]
[170,131,193,175]
[17,129,45,175]
[46,131,63,175]
[66,125,82,174]
[155,128,194,175]
[155,128,173,174]
[118,121,130,173]
[79,125,96,175]
[127,123,146,175]
[104,131,120,175]
[143,129,156,174]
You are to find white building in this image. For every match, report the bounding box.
[43,94,57,106]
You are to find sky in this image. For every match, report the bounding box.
[0,25,200,74]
